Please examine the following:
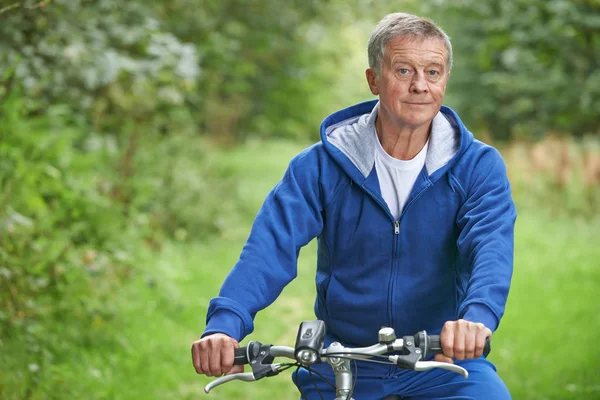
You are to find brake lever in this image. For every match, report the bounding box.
[204,364,283,394]
[204,372,256,393]
[414,361,469,379]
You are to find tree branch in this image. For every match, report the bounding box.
[0,2,20,15]
[0,0,52,15]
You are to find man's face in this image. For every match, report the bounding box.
[366,35,449,129]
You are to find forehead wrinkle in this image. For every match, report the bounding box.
[385,37,446,69]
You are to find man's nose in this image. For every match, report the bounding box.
[410,73,428,93]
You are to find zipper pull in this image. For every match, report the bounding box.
[394,221,400,235]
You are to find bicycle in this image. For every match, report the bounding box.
[204,319,490,400]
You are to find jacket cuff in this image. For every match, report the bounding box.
[202,310,245,341]
[461,303,499,332]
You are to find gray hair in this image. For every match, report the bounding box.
[368,13,453,74]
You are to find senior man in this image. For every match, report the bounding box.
[192,12,516,399]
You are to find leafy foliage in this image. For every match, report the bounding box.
[0,0,352,140]
[0,92,130,397]
[157,0,333,139]
[423,0,600,139]
[0,92,238,398]
[0,0,199,135]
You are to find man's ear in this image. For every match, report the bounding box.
[365,68,379,96]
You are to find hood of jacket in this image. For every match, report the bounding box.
[319,100,474,185]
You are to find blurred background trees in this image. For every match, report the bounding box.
[0,0,599,399]
[426,0,600,140]
[2,0,599,141]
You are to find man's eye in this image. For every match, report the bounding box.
[398,68,409,74]
[428,70,439,76]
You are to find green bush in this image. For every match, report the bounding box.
[128,132,242,243]
[422,0,600,139]
[0,92,240,398]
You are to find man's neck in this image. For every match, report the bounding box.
[375,115,431,161]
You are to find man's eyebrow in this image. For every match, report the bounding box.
[391,59,445,66]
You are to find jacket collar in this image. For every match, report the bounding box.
[320,100,472,182]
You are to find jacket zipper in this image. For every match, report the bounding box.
[389,221,401,333]
[362,180,433,333]
[360,186,401,328]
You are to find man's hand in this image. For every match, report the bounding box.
[191,333,244,376]
[434,319,492,364]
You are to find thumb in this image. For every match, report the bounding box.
[435,354,454,364]
[225,364,244,375]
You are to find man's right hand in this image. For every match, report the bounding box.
[191,333,244,377]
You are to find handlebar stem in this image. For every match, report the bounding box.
[326,342,355,400]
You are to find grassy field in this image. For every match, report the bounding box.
[2,140,599,399]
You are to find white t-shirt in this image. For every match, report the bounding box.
[374,134,429,220]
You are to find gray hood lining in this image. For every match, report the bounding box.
[326,102,459,178]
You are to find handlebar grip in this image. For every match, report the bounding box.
[426,336,491,357]
[427,335,443,355]
[483,337,491,357]
[233,347,248,365]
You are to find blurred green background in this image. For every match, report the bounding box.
[1,0,599,399]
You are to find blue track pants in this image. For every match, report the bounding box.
[294,358,511,399]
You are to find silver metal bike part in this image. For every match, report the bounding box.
[326,342,355,400]
[378,327,397,344]
[298,349,319,365]
[270,346,295,359]
[204,372,256,393]
[414,361,468,378]
[204,364,284,393]
[321,339,405,360]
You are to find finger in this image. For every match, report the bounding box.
[208,341,223,377]
[199,342,211,376]
[191,343,203,374]
[440,322,455,359]
[220,339,235,374]
[464,327,476,359]
[434,354,454,364]
[226,364,245,375]
[453,322,466,360]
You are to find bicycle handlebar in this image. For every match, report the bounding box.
[232,335,491,365]
[205,321,491,396]
[234,345,296,365]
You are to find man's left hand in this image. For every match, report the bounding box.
[434,319,492,364]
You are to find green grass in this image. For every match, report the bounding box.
[493,213,600,399]
[2,139,599,399]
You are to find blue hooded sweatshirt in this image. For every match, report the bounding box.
[203,100,516,347]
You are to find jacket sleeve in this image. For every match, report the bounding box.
[455,147,517,332]
[202,151,324,341]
